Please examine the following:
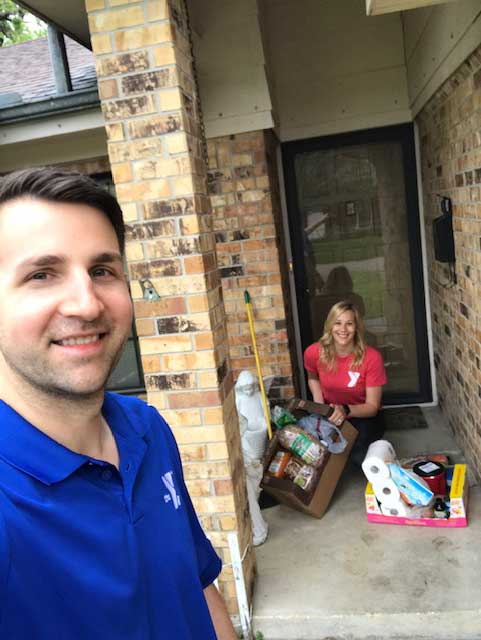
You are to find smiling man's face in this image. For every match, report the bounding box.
[0,197,133,401]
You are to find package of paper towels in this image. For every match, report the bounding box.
[362,440,397,484]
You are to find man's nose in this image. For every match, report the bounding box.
[58,274,105,320]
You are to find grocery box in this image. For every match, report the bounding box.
[261,398,358,519]
[365,463,468,527]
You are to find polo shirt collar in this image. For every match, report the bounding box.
[0,393,146,486]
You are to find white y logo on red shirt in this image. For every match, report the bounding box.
[347,371,360,388]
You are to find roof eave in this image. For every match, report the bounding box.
[0,89,100,125]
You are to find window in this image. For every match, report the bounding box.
[92,172,145,394]
[107,331,145,393]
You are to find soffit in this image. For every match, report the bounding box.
[17,0,90,48]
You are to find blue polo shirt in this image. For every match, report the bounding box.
[0,393,222,639]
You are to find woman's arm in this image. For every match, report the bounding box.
[329,386,382,424]
[345,385,382,417]
[307,371,324,403]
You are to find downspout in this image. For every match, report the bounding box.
[47,24,73,95]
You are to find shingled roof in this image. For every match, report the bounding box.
[0,35,97,106]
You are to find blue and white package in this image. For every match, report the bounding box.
[388,463,434,506]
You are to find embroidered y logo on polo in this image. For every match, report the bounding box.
[347,371,360,388]
[162,471,181,509]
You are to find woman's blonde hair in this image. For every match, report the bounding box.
[319,301,366,370]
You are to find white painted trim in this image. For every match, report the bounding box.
[387,401,438,408]
[279,109,412,143]
[204,110,274,140]
[410,8,481,117]
[367,0,454,16]
[275,143,307,399]
[227,533,251,640]
[0,108,105,146]
[0,129,108,173]
[414,121,438,405]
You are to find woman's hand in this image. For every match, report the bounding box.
[329,404,348,426]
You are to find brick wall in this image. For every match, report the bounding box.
[417,44,481,478]
[85,0,254,621]
[207,130,296,402]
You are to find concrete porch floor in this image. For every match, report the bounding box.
[252,407,481,640]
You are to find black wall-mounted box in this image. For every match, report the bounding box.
[433,213,455,263]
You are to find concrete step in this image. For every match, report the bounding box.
[252,408,481,640]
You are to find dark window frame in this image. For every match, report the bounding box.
[91,171,145,395]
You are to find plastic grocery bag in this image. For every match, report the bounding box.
[297,414,348,454]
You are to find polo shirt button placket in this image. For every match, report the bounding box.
[119,461,137,523]
[101,469,113,481]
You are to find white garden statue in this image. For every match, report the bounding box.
[235,370,271,546]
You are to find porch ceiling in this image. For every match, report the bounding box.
[17,1,457,45]
[17,0,90,48]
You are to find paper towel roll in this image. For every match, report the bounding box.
[362,440,397,483]
[381,501,409,517]
[381,500,431,519]
[372,478,401,507]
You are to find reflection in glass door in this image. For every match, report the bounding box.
[283,125,431,404]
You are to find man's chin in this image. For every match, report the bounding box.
[4,348,125,401]
[31,370,113,400]
[40,383,107,401]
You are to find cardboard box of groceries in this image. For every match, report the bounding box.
[365,463,468,527]
[261,398,358,519]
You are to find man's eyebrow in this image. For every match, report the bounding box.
[91,252,123,264]
[16,252,123,271]
[16,255,66,270]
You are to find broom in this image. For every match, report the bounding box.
[244,290,273,440]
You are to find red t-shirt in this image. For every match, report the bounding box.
[303,343,387,405]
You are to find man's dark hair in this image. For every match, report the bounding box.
[0,167,125,252]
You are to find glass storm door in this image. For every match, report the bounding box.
[283,124,431,405]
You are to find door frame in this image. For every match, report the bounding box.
[281,123,432,406]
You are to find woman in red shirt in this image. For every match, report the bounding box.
[303,300,387,465]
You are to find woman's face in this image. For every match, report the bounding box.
[331,310,356,352]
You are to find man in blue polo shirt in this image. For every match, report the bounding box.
[0,168,237,639]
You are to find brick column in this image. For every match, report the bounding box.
[207,130,296,401]
[85,0,254,618]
